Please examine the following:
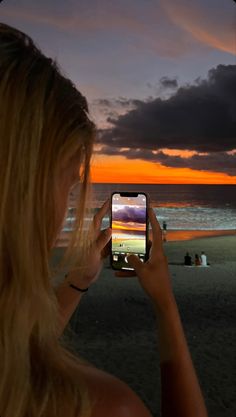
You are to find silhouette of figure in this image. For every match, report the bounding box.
[200,251,207,266]
[184,252,192,266]
[162,221,167,242]
[195,254,201,266]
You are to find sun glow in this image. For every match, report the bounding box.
[91,154,236,184]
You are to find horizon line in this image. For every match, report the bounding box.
[91,182,236,185]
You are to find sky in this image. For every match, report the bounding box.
[1,0,236,184]
[112,205,146,232]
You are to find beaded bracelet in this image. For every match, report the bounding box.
[65,274,89,293]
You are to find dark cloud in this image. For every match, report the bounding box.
[113,206,146,224]
[94,97,142,108]
[96,99,111,107]
[159,76,178,89]
[97,146,236,176]
[99,65,236,155]
[154,151,236,176]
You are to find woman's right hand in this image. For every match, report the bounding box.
[116,208,175,310]
[117,209,209,417]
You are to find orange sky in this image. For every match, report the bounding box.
[112,221,146,231]
[91,154,236,184]
[161,0,236,55]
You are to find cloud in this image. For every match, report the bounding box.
[0,1,205,58]
[90,97,142,130]
[97,147,236,176]
[160,0,236,55]
[113,206,146,223]
[160,76,178,89]
[93,98,143,110]
[97,64,236,176]
[2,0,234,60]
[99,65,236,155]
[154,151,236,176]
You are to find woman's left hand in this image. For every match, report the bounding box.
[65,200,111,290]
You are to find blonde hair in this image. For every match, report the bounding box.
[0,23,96,417]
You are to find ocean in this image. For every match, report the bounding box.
[64,184,236,232]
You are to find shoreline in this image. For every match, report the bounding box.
[159,229,236,242]
[55,229,236,247]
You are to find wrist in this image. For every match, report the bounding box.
[64,273,89,292]
[69,282,89,293]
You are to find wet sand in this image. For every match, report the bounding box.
[51,235,236,417]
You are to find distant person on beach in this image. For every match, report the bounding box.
[162,220,167,242]
[195,254,201,266]
[0,24,208,417]
[184,252,192,266]
[201,251,208,266]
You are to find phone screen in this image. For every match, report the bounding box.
[111,192,148,270]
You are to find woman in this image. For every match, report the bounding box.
[195,254,202,266]
[0,23,208,417]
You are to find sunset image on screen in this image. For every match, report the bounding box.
[111,194,147,269]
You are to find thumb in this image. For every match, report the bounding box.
[96,228,112,252]
[127,254,143,274]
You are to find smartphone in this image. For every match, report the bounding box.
[110,192,148,270]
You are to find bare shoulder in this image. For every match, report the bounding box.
[77,362,154,417]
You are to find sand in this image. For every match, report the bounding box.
[51,235,236,417]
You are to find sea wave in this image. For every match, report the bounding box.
[62,205,236,231]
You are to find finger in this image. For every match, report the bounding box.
[127,254,143,275]
[148,208,163,253]
[93,199,110,231]
[147,239,152,258]
[96,227,112,252]
[101,239,111,258]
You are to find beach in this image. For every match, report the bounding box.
[51,234,236,417]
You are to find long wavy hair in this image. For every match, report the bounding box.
[0,23,96,417]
